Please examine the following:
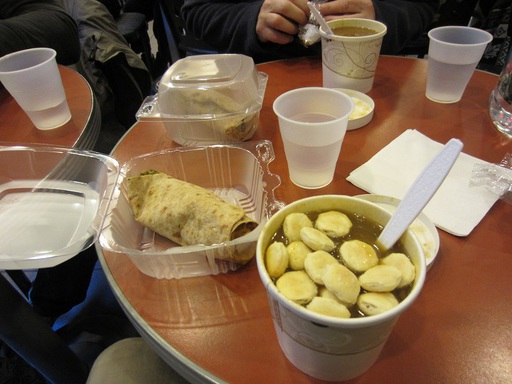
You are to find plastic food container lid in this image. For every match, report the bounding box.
[154,54,266,119]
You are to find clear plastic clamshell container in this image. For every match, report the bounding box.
[99,141,283,279]
[0,145,120,269]
[136,54,268,146]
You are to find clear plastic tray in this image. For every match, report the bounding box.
[0,145,120,269]
[99,141,283,279]
[136,54,268,146]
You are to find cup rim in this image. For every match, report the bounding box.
[0,47,57,74]
[256,194,427,328]
[427,26,493,47]
[319,18,388,40]
[272,87,354,125]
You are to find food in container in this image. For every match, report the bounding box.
[125,170,257,260]
[99,141,283,279]
[255,195,426,381]
[261,199,420,318]
[136,54,268,146]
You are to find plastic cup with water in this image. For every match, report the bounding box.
[0,48,71,130]
[273,87,353,189]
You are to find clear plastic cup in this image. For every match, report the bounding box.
[0,48,71,130]
[319,18,387,93]
[426,26,493,103]
[273,87,353,189]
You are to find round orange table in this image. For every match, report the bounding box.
[99,56,512,383]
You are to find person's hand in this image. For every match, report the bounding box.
[256,0,310,44]
[319,0,376,21]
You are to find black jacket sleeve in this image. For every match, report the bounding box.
[0,0,80,65]
[373,0,439,54]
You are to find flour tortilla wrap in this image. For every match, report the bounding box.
[126,170,257,250]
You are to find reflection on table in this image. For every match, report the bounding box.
[99,56,512,383]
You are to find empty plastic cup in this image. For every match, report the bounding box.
[426,26,493,103]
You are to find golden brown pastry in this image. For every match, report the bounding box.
[126,170,257,257]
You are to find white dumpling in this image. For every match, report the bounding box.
[315,211,353,238]
[322,263,360,306]
[357,292,399,316]
[359,265,402,292]
[287,241,312,271]
[318,286,342,303]
[304,250,339,284]
[300,227,335,252]
[283,212,313,242]
[381,253,416,288]
[339,239,379,273]
[276,271,318,305]
[306,296,351,318]
[265,241,289,279]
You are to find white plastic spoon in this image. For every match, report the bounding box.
[376,138,464,251]
[307,2,333,36]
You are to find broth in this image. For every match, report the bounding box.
[332,26,377,37]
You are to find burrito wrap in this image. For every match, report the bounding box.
[126,171,257,247]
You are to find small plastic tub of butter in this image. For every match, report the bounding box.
[336,89,374,130]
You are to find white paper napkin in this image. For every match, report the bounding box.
[346,129,499,236]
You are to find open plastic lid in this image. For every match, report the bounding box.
[0,145,120,269]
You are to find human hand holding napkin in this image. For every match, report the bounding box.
[347,130,499,236]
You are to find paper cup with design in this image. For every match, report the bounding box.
[320,18,387,93]
[256,195,426,381]
[0,48,71,130]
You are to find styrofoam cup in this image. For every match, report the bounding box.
[256,195,426,381]
[273,87,353,189]
[0,48,71,130]
[426,26,493,103]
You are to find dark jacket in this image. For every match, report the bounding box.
[182,0,440,63]
[0,0,80,64]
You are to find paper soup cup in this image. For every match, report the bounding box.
[256,195,426,381]
[320,19,387,93]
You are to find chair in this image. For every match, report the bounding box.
[155,0,218,65]
[86,338,191,384]
[398,0,480,58]
[116,11,156,79]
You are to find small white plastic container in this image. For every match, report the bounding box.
[0,145,120,269]
[335,88,375,130]
[99,141,283,279]
[136,54,268,146]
